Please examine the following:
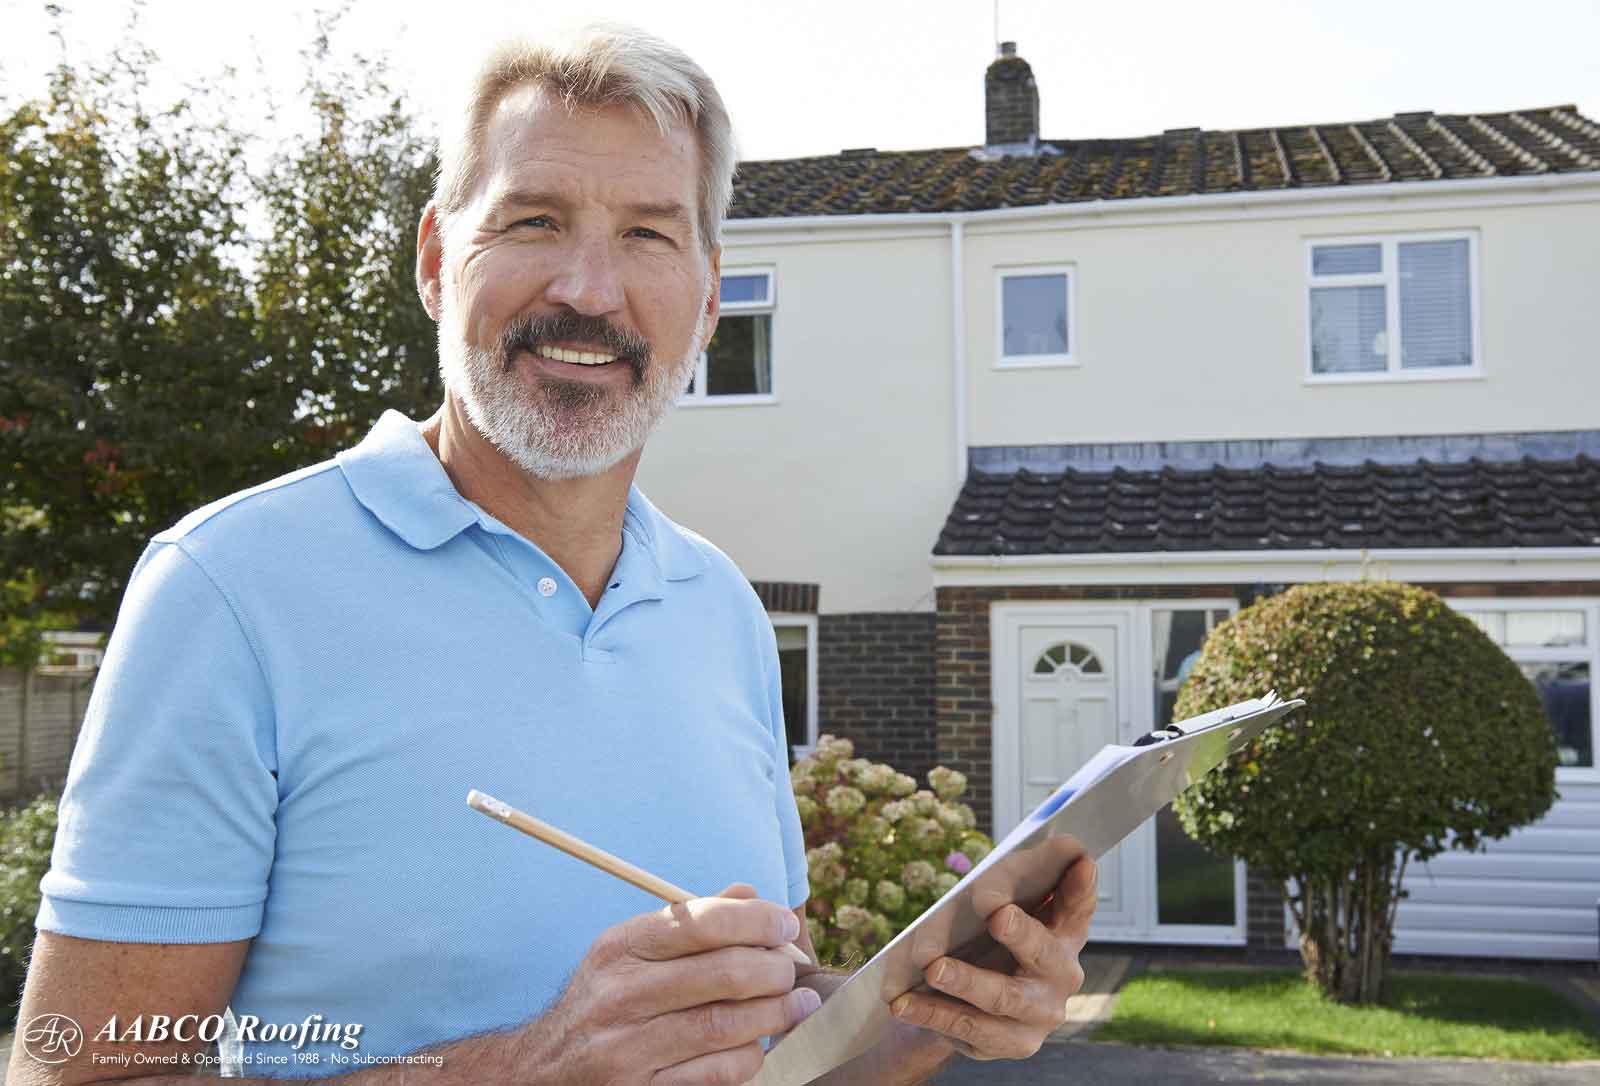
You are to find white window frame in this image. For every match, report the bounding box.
[995,264,1077,369]
[1304,231,1483,384]
[679,265,778,407]
[1444,597,1600,783]
[770,612,819,760]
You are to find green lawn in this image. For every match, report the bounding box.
[1095,968,1600,1063]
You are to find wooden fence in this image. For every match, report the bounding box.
[0,666,96,803]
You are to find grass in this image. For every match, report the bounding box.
[1094,967,1600,1063]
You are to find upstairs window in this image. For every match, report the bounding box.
[1307,234,1478,380]
[997,266,1075,367]
[683,269,775,403]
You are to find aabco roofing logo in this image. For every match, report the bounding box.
[22,1013,84,1064]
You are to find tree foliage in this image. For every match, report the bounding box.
[0,12,440,639]
[1173,581,1557,1004]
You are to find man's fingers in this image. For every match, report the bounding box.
[629,945,797,1014]
[922,956,1067,1028]
[1050,858,1098,954]
[889,990,1045,1061]
[648,988,821,1069]
[650,1040,765,1086]
[986,903,1071,980]
[623,892,799,962]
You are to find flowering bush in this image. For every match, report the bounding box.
[792,736,993,969]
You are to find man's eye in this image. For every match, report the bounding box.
[628,227,667,241]
[514,216,553,229]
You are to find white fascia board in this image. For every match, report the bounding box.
[721,171,1600,246]
[930,547,1600,587]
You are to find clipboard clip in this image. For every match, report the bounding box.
[1133,725,1185,747]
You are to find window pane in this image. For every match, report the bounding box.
[774,624,809,651]
[1002,274,1069,357]
[1399,239,1472,369]
[1153,607,1238,925]
[778,643,809,762]
[1505,611,1586,648]
[721,273,769,305]
[704,314,772,395]
[1311,285,1387,373]
[1521,662,1592,768]
[1312,243,1381,275]
[1156,804,1236,925]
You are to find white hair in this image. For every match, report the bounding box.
[433,22,737,251]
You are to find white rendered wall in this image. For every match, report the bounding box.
[636,233,955,613]
[963,193,1600,447]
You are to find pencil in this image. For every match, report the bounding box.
[466,789,813,966]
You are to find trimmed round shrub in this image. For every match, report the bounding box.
[1173,581,1557,1003]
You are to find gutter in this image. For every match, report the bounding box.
[930,546,1600,587]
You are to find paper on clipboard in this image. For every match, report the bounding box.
[749,692,1304,1086]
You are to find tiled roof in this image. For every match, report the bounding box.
[731,107,1600,219]
[934,455,1600,556]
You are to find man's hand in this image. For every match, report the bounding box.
[886,857,1097,1061]
[528,881,820,1085]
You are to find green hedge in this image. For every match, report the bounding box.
[0,793,57,1027]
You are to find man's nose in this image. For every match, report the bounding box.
[543,232,626,316]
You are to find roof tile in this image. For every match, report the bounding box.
[934,453,1600,556]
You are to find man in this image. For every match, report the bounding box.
[12,24,1095,1085]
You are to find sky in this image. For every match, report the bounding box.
[2,0,1597,162]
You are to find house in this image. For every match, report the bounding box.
[634,42,1600,962]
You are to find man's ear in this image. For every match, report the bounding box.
[699,245,722,352]
[416,202,445,323]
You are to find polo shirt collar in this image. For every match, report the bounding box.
[336,409,709,581]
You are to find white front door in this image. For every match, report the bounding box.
[991,602,1246,945]
[994,610,1141,934]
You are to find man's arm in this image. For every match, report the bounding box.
[12,888,817,1086]
[6,933,540,1086]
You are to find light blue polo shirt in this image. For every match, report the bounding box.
[39,409,809,1074]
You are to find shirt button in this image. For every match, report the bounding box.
[537,577,557,597]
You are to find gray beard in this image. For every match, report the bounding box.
[437,302,704,480]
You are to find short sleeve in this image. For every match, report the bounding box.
[760,623,810,909]
[37,538,279,943]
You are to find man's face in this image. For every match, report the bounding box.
[432,83,718,479]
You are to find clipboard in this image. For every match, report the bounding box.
[750,692,1304,1086]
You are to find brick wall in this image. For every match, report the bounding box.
[750,581,819,614]
[817,613,938,783]
[1247,869,1289,950]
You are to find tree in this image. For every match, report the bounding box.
[1,11,440,635]
[1172,581,1557,1004]
[0,50,288,630]
[252,23,442,454]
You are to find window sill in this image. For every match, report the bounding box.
[1304,367,1484,386]
[996,355,1079,371]
[1555,766,1600,784]
[675,393,779,408]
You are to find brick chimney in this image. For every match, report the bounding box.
[985,41,1038,146]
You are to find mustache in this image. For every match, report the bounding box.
[496,311,652,376]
